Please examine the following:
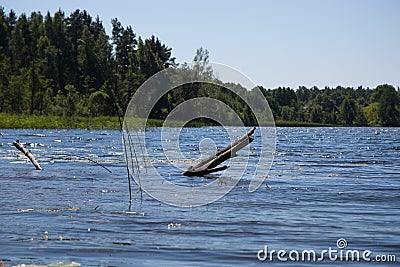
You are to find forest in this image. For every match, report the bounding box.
[0,7,399,127]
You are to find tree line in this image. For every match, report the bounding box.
[0,8,399,126]
[261,84,400,126]
[0,8,175,118]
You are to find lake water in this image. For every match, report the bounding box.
[0,127,399,266]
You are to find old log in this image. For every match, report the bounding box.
[182,127,256,176]
[12,140,43,170]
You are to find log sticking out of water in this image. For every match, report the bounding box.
[182,127,256,176]
[12,140,43,170]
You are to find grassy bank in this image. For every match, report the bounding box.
[0,113,337,129]
[0,113,120,129]
[0,113,166,129]
[274,120,336,127]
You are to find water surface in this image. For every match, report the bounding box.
[0,127,399,266]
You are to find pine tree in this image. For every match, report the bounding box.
[378,84,400,126]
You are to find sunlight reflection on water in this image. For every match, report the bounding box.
[0,127,399,266]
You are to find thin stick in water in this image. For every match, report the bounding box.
[113,98,133,204]
[13,140,43,170]
[127,128,142,202]
[70,155,112,173]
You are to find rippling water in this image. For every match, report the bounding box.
[0,127,399,266]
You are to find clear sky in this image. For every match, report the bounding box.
[2,0,399,89]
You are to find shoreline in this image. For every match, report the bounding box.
[0,113,376,129]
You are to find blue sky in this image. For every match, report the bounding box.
[2,0,399,89]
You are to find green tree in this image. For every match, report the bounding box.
[363,102,379,126]
[111,18,136,78]
[193,47,212,80]
[92,20,113,89]
[340,97,357,125]
[9,13,32,70]
[89,90,110,116]
[65,9,91,90]
[378,84,400,126]
[28,61,40,114]
[0,50,11,112]
[0,7,11,55]
[354,108,368,126]
[78,24,96,93]
[6,70,30,114]
[111,18,137,111]
[135,35,175,79]
[45,10,68,93]
[310,106,322,123]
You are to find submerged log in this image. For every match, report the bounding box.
[12,140,43,170]
[182,127,256,176]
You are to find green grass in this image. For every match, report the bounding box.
[274,120,336,127]
[0,113,119,129]
[0,113,166,129]
[0,113,338,129]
